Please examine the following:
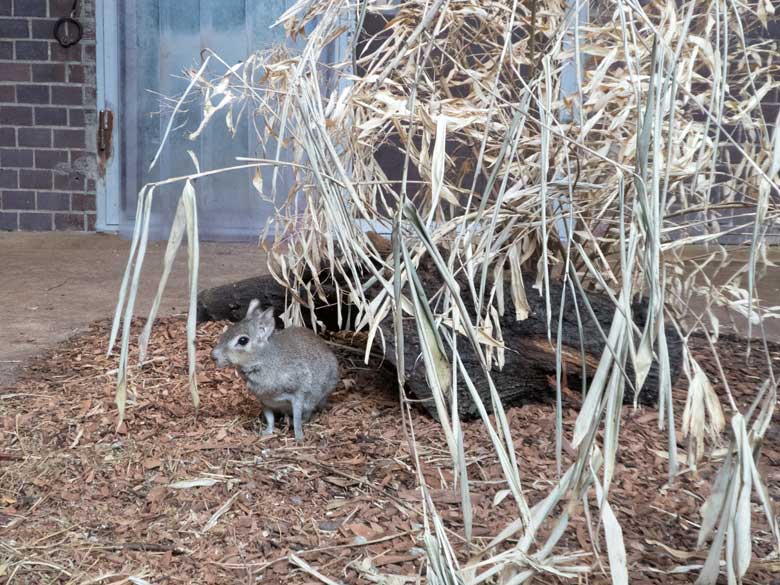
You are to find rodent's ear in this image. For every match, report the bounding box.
[246,299,261,318]
[254,307,276,342]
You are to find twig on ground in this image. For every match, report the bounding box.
[289,553,345,585]
[203,491,241,532]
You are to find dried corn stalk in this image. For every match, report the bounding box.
[111,0,780,582]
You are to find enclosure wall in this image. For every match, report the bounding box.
[0,0,98,232]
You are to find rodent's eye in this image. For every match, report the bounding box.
[236,336,250,347]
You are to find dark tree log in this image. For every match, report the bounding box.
[373,258,683,420]
[197,265,683,421]
[197,274,342,332]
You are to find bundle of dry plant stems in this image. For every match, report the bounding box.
[111,0,780,582]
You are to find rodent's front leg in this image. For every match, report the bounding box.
[262,408,275,435]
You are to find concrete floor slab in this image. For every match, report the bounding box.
[0,232,265,387]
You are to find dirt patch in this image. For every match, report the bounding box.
[0,232,264,387]
[1,318,779,583]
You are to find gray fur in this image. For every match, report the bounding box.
[210,300,340,441]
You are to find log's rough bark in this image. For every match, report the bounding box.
[374,258,683,420]
[197,274,341,332]
[197,266,683,421]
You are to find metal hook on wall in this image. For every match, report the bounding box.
[53,0,83,48]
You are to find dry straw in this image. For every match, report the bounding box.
[110,0,780,582]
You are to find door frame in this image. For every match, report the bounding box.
[95,0,121,232]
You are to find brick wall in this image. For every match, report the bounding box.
[0,0,97,232]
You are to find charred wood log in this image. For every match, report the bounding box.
[374,259,682,420]
[197,266,682,420]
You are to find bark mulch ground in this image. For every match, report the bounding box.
[1,317,779,584]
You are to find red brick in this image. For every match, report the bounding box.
[18,127,50,147]
[54,212,84,230]
[84,42,95,62]
[81,19,94,41]
[16,84,49,104]
[0,85,14,102]
[85,212,95,231]
[2,189,34,209]
[50,40,81,62]
[34,106,67,125]
[37,191,69,210]
[84,84,96,104]
[0,212,17,230]
[80,0,93,18]
[71,192,94,211]
[0,168,18,188]
[0,62,31,81]
[19,212,52,231]
[68,107,83,126]
[0,147,33,167]
[34,148,67,168]
[0,105,32,125]
[15,39,48,60]
[51,85,81,105]
[0,40,12,58]
[0,18,29,37]
[49,0,73,17]
[31,18,57,38]
[14,0,47,16]
[19,168,52,190]
[53,128,84,147]
[67,63,83,82]
[70,149,89,162]
[32,63,64,82]
[0,127,15,146]
[53,170,83,190]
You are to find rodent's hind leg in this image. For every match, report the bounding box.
[317,393,330,411]
[262,408,275,435]
[302,403,318,422]
[291,397,304,442]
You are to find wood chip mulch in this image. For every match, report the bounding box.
[1,317,778,584]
